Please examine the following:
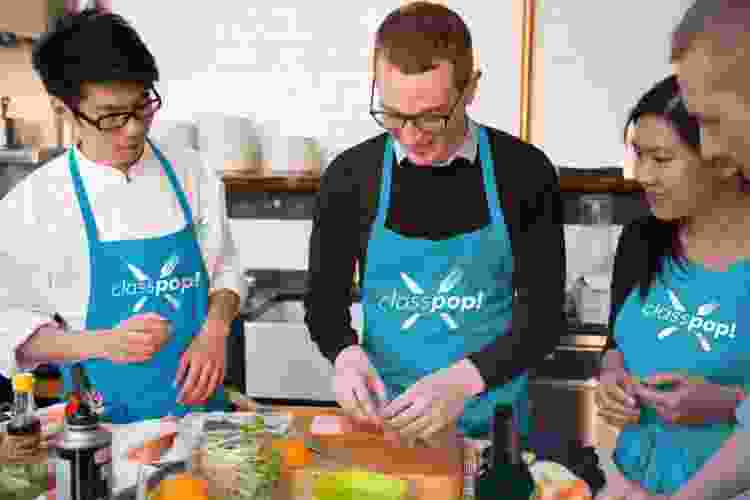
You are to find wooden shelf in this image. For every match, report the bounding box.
[221,171,321,193]
[558,176,642,193]
[221,171,643,194]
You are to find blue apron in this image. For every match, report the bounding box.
[361,126,529,439]
[613,258,750,494]
[62,139,229,423]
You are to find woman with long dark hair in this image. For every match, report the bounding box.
[595,75,750,498]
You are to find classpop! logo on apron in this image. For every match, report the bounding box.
[377,268,486,331]
[111,254,201,312]
[642,289,737,352]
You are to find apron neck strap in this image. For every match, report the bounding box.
[375,126,502,226]
[68,147,100,244]
[67,139,198,246]
[477,126,502,225]
[374,138,395,225]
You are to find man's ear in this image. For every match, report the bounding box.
[712,157,744,184]
[50,97,69,117]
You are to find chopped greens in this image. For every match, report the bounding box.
[0,462,50,500]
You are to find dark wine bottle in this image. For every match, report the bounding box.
[476,403,535,499]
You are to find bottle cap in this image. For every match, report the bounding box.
[12,373,34,393]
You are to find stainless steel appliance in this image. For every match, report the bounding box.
[528,327,618,460]
[233,269,362,403]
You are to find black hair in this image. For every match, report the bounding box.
[31,8,159,105]
[623,75,701,301]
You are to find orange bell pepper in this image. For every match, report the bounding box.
[153,473,209,500]
[272,437,313,468]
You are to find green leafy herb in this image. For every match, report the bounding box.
[0,462,50,500]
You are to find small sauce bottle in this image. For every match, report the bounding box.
[5,372,42,459]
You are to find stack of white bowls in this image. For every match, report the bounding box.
[149,119,198,151]
[257,120,323,174]
[195,112,260,173]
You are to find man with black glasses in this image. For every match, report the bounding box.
[0,8,245,423]
[305,1,565,444]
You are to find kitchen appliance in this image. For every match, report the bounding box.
[527,326,618,467]
[243,299,363,402]
[238,269,363,403]
[1,96,16,148]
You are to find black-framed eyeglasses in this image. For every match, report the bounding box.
[369,77,466,134]
[69,88,162,132]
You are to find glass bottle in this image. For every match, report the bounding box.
[476,403,534,499]
[5,372,42,459]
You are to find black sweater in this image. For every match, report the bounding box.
[304,125,566,391]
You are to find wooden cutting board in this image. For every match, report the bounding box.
[0,431,49,465]
[274,407,464,500]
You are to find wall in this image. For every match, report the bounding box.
[0,40,57,148]
[111,1,524,270]
[530,0,694,174]
[2,2,683,272]
[115,1,523,159]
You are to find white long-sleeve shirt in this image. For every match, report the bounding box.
[0,141,247,377]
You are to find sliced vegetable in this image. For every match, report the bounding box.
[312,469,409,500]
[528,462,592,500]
[126,432,178,464]
[271,437,312,468]
[558,480,590,500]
[151,473,209,500]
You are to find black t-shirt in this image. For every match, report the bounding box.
[304,125,566,390]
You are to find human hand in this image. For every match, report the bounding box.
[381,359,481,444]
[174,318,229,405]
[595,368,641,427]
[333,345,387,426]
[102,313,172,364]
[633,373,740,425]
